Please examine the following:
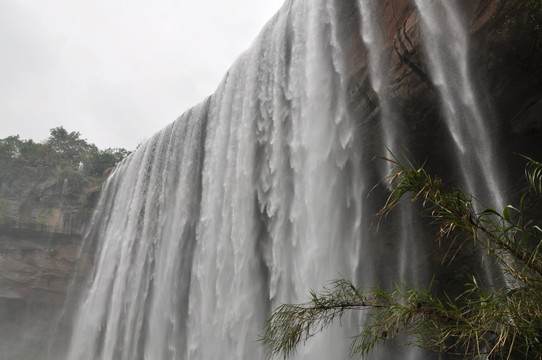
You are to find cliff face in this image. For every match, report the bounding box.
[0,166,99,303]
[0,166,99,359]
[342,0,542,178]
[0,230,83,301]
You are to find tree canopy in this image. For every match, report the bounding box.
[0,126,131,177]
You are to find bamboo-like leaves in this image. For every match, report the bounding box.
[524,155,542,195]
[262,155,542,359]
[261,279,379,359]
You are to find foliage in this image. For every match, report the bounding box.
[524,155,542,194]
[0,127,131,211]
[516,0,542,11]
[47,126,94,168]
[262,156,542,359]
[0,127,131,178]
[84,147,131,176]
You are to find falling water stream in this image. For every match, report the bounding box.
[63,1,506,359]
[413,0,505,208]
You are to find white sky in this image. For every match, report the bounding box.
[0,0,285,150]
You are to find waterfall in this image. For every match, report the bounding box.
[356,0,428,283]
[413,0,508,290]
[64,1,507,359]
[413,0,505,208]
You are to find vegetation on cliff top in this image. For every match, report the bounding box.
[0,127,131,212]
[0,127,130,177]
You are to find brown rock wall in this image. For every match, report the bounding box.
[0,229,89,303]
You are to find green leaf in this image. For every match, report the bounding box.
[481,208,499,216]
[503,205,513,223]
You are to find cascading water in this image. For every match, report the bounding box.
[356,0,428,284]
[413,0,508,290]
[355,3,430,358]
[64,1,508,359]
[413,0,505,208]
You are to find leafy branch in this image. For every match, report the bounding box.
[262,154,542,359]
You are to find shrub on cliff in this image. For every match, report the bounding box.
[262,156,542,359]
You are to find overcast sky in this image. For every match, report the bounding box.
[0,0,285,150]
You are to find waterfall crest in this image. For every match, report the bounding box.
[65,1,509,359]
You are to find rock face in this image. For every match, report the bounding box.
[0,168,99,359]
[0,169,98,302]
[284,0,542,198]
[346,0,542,179]
[0,229,87,302]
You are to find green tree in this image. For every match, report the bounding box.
[84,147,131,176]
[0,128,131,179]
[0,135,23,159]
[262,156,542,359]
[46,126,93,168]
